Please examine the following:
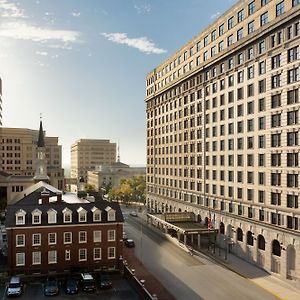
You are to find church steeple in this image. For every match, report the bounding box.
[37,120,45,148]
[34,116,49,183]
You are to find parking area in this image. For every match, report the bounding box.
[0,273,140,300]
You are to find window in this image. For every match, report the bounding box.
[62,208,72,223]
[219,23,224,36]
[47,209,57,224]
[271,133,281,147]
[271,54,281,68]
[259,40,265,54]
[107,208,116,221]
[238,70,244,83]
[259,79,266,93]
[260,12,268,26]
[259,98,265,111]
[237,9,244,22]
[287,89,299,104]
[64,232,72,244]
[204,36,209,47]
[276,1,284,17]
[211,30,216,41]
[287,153,298,167]
[94,248,101,260]
[48,250,57,264]
[237,28,243,41]
[16,234,25,247]
[271,94,281,108]
[247,119,254,131]
[248,66,254,79]
[287,174,298,187]
[48,233,56,245]
[228,17,234,30]
[108,247,115,259]
[287,131,298,146]
[237,87,244,99]
[79,231,87,243]
[271,74,281,88]
[15,210,26,225]
[248,1,255,15]
[261,0,268,6]
[287,195,298,208]
[108,230,115,241]
[271,153,281,166]
[16,253,25,266]
[32,233,41,246]
[258,117,266,130]
[288,47,299,63]
[227,35,233,46]
[237,53,244,64]
[259,61,266,75]
[248,47,254,60]
[79,249,87,261]
[287,110,298,125]
[91,207,101,221]
[32,209,42,224]
[211,46,217,57]
[77,207,87,222]
[287,67,300,83]
[248,21,254,34]
[271,173,281,186]
[258,135,265,148]
[32,251,41,265]
[94,230,101,242]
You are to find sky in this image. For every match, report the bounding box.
[0,0,236,168]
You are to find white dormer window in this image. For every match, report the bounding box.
[15,209,26,225]
[77,207,87,222]
[32,209,42,225]
[105,206,116,221]
[62,207,72,223]
[91,207,101,222]
[47,209,57,224]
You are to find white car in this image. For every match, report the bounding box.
[130,211,138,217]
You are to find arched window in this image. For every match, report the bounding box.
[257,235,265,250]
[247,231,254,246]
[272,240,281,257]
[287,245,296,271]
[237,228,243,242]
[219,222,225,235]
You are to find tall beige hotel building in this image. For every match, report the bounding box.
[146,0,300,285]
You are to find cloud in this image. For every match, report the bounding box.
[0,0,25,18]
[101,32,166,54]
[36,51,48,56]
[70,12,81,17]
[211,12,221,19]
[0,21,80,43]
[133,3,151,14]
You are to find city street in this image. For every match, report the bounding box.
[123,210,279,300]
[0,274,140,300]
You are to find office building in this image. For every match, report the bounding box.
[71,139,116,181]
[146,0,300,285]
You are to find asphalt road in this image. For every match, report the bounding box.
[124,211,279,300]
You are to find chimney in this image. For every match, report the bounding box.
[41,189,50,204]
[57,192,62,203]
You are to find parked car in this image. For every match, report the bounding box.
[44,277,59,296]
[98,273,112,289]
[6,276,22,297]
[64,278,79,295]
[125,239,135,248]
[130,211,138,217]
[80,273,96,292]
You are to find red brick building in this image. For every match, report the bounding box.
[5,182,124,275]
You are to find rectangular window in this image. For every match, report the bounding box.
[79,249,87,261]
[260,12,268,26]
[287,110,298,125]
[211,30,216,41]
[227,35,233,46]
[48,233,56,245]
[16,234,25,247]
[108,230,116,242]
[248,47,254,60]
[108,247,115,259]
[293,0,300,7]
[271,94,281,108]
[287,89,299,104]
[271,74,281,88]
[287,131,298,146]
[272,54,281,68]
[219,23,224,36]
[228,17,234,30]
[237,28,243,40]
[287,174,298,187]
[94,231,102,242]
[248,21,254,34]
[248,1,255,15]
[32,251,41,265]
[94,248,101,260]
[32,233,41,246]
[287,68,300,84]
[259,61,266,75]
[288,46,299,63]
[276,1,284,17]
[271,133,281,147]
[237,9,244,22]
[48,250,57,264]
[64,232,72,244]
[79,231,87,243]
[16,253,25,266]
[259,40,265,54]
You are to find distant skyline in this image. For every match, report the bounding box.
[0,0,235,167]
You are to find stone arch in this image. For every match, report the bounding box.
[237,227,243,242]
[178,208,182,212]
[287,244,296,275]
[272,239,281,257]
[219,222,225,235]
[257,235,265,250]
[247,231,254,246]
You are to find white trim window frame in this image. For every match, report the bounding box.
[108,230,115,242]
[93,230,101,243]
[64,232,72,244]
[94,248,101,260]
[48,233,57,245]
[48,250,57,264]
[79,248,87,261]
[32,251,41,265]
[108,247,115,259]
[79,231,87,243]
[16,234,25,247]
[16,253,25,266]
[32,233,41,246]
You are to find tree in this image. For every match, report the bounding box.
[83,183,96,193]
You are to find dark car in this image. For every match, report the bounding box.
[125,239,135,248]
[64,278,79,295]
[80,273,96,292]
[99,273,112,289]
[130,211,138,217]
[44,277,59,296]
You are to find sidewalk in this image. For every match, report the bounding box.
[123,246,176,300]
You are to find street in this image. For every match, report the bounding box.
[123,209,279,300]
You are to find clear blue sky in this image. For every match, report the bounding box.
[0,0,235,167]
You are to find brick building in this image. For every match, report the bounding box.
[5,181,124,275]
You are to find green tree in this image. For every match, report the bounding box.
[83,183,96,193]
